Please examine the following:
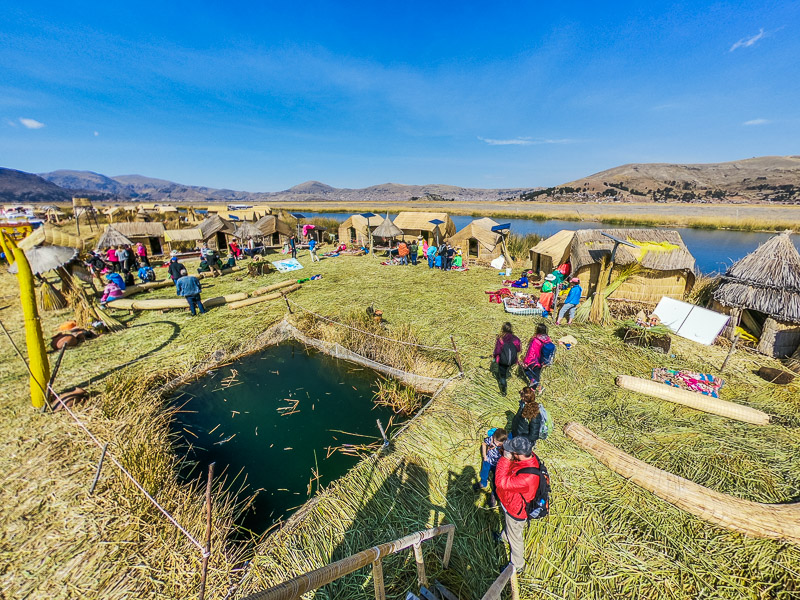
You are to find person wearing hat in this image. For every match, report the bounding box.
[175,269,206,316]
[538,273,556,312]
[556,277,582,325]
[494,435,543,571]
[168,256,186,287]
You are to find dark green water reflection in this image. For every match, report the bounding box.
[172,340,398,533]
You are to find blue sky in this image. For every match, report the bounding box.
[1,1,798,190]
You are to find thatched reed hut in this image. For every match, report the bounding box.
[712,232,800,358]
[337,214,385,245]
[447,220,503,264]
[372,215,404,245]
[95,226,133,250]
[113,222,166,255]
[198,215,236,251]
[531,228,696,303]
[163,228,203,253]
[392,212,456,244]
[254,215,292,247]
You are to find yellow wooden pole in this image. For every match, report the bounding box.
[0,231,16,265]
[12,246,51,408]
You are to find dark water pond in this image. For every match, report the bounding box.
[172,340,397,533]
[304,211,799,274]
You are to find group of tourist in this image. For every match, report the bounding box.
[390,237,463,269]
[477,320,556,572]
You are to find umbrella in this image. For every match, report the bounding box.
[429,218,445,246]
[9,245,79,275]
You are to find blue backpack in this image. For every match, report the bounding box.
[540,341,557,366]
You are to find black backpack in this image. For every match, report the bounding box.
[498,337,518,367]
[518,456,551,520]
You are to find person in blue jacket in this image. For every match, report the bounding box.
[556,277,582,325]
[175,269,206,316]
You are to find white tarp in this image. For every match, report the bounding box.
[490,256,505,270]
[653,296,730,346]
[271,258,304,273]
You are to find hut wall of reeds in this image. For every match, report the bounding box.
[254,215,292,247]
[163,228,203,253]
[712,232,800,358]
[113,222,167,255]
[198,215,236,251]
[447,221,503,264]
[531,228,696,303]
[337,214,385,244]
[392,212,455,244]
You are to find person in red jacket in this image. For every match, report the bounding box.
[521,323,551,390]
[494,435,541,571]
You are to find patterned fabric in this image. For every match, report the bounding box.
[484,435,503,466]
[651,368,724,397]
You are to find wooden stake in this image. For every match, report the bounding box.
[372,559,385,600]
[376,419,388,447]
[450,335,464,375]
[198,462,215,600]
[284,295,293,314]
[89,442,109,495]
[720,334,740,373]
[412,542,428,589]
[44,344,67,412]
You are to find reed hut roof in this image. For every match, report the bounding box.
[339,214,385,234]
[113,222,166,238]
[163,228,203,242]
[372,215,404,238]
[392,212,456,236]
[472,217,500,230]
[157,205,178,213]
[198,214,236,239]
[254,214,292,237]
[233,222,264,239]
[95,226,134,250]
[448,221,502,252]
[530,229,575,266]
[18,226,84,251]
[713,232,800,324]
[570,229,696,273]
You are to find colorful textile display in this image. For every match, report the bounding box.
[651,368,724,398]
[485,288,512,303]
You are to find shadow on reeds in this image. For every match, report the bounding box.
[73,320,181,389]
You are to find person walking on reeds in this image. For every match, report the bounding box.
[117,245,131,273]
[556,278,582,325]
[409,239,418,265]
[289,234,297,259]
[493,322,521,396]
[309,237,320,262]
[512,387,544,447]
[397,240,409,265]
[175,269,206,316]
[494,435,544,572]
[135,242,150,266]
[521,323,554,390]
[473,427,508,508]
[168,256,185,287]
[426,243,437,268]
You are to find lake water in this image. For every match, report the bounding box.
[303,212,797,274]
[171,340,397,534]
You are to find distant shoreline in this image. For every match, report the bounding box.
[264,200,800,233]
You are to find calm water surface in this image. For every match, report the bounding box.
[172,341,396,533]
[304,211,798,274]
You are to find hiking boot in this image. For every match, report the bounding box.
[492,531,503,544]
[472,482,485,492]
[487,494,497,509]
[499,383,507,396]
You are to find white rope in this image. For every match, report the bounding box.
[286,298,456,352]
[46,384,208,556]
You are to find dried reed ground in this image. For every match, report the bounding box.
[0,246,799,599]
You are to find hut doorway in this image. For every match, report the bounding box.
[740,309,767,340]
[215,232,227,250]
[148,236,162,256]
[469,238,479,258]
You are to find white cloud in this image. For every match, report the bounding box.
[730,28,765,52]
[19,117,45,129]
[5,119,17,127]
[743,118,769,126]
[478,136,573,146]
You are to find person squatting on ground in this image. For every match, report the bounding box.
[472,427,507,508]
[521,323,554,390]
[494,435,545,571]
[556,277,582,325]
[175,269,206,316]
[493,322,521,395]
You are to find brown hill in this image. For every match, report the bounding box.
[0,168,72,203]
[549,156,800,203]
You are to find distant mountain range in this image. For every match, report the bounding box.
[1,156,799,205]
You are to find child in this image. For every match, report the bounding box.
[472,427,508,507]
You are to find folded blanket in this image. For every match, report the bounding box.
[651,368,724,397]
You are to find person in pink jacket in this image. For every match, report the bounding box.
[521,323,551,390]
[105,246,119,272]
[99,281,123,306]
